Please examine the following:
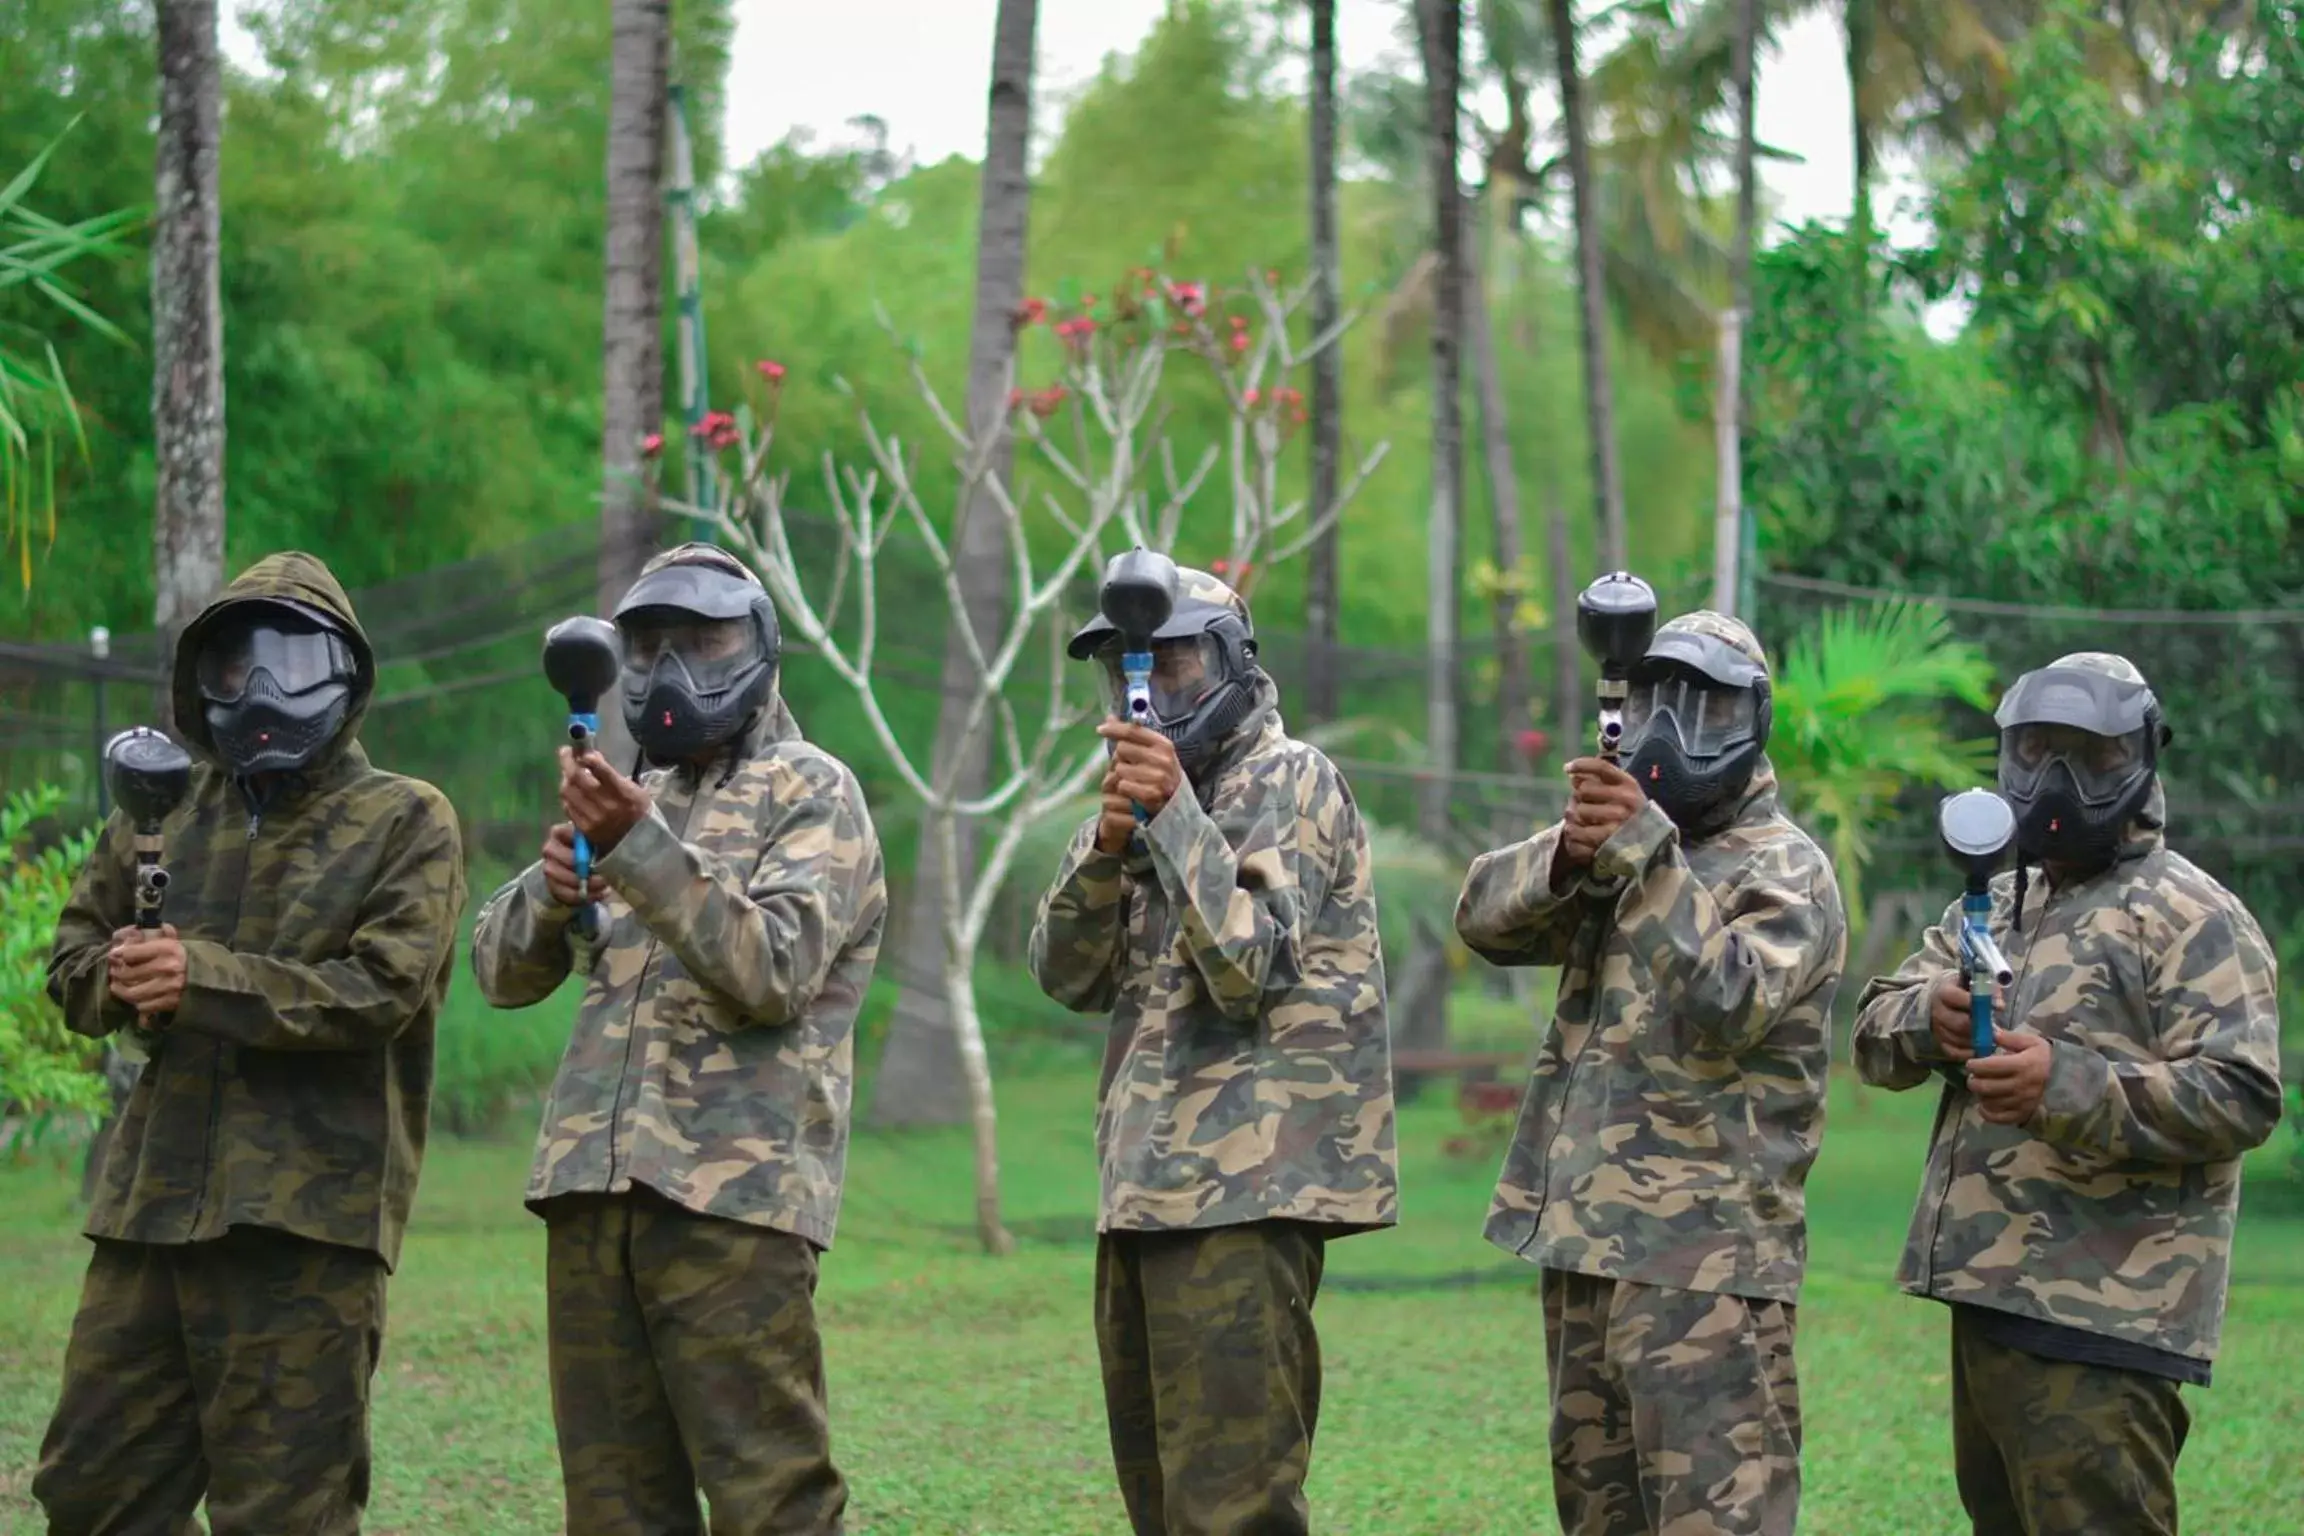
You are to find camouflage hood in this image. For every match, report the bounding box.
[170,552,378,770]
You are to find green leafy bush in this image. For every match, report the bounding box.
[0,785,103,1137]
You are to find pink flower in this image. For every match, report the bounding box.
[690,410,741,451]
[1028,384,1069,419]
[1515,728,1552,761]
[1007,387,1025,411]
[1244,388,1262,407]
[640,432,665,459]
[1017,297,1049,327]
[756,359,786,384]
[1229,330,1251,355]
[1173,281,1207,318]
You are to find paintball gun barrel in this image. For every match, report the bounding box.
[1575,571,1658,764]
[1939,787,2018,1058]
[542,616,624,939]
[1097,548,1181,823]
[103,726,194,1034]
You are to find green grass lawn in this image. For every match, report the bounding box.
[2,1068,2298,1535]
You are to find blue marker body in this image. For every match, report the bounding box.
[1963,888,1995,1059]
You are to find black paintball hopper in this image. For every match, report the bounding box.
[104,727,194,829]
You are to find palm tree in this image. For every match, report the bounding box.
[868,0,1040,1131]
[1711,0,1759,613]
[0,132,134,593]
[1544,0,1626,571]
[600,0,671,626]
[1401,0,1466,1065]
[1304,0,1343,726]
[1769,598,1997,929]
[152,0,226,638]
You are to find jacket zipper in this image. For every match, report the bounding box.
[188,802,262,1237]
[1923,879,2054,1292]
[601,776,709,1190]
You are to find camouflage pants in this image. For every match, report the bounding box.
[1949,1309,2191,1536]
[544,1189,846,1536]
[1540,1269,1802,1536]
[1094,1220,1327,1536]
[32,1228,387,1536]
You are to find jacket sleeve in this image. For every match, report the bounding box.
[174,791,467,1052]
[468,861,580,1008]
[1593,801,1845,1058]
[45,813,142,1040]
[598,762,878,1029]
[1851,899,1965,1092]
[1139,757,1340,1025]
[1026,818,1129,1015]
[2031,903,2286,1164]
[1454,823,1606,967]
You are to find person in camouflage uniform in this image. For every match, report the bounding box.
[1853,651,2283,1536]
[34,552,467,1535]
[470,543,885,1536]
[1454,609,1846,1536]
[1028,558,1397,1536]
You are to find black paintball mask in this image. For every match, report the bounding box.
[1994,655,2167,869]
[613,546,781,765]
[1068,569,1267,781]
[196,602,359,777]
[1621,626,1772,833]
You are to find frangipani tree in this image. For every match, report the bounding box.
[665,269,1388,1253]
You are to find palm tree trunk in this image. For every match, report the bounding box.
[1400,0,1464,1075]
[1519,239,1581,771]
[151,0,225,641]
[599,0,670,630]
[1846,0,1875,303]
[1546,0,1625,571]
[868,0,1038,1128]
[1712,0,1760,614]
[1303,0,1343,725]
[1464,190,1533,768]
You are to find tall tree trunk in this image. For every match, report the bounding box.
[1463,190,1532,770]
[152,0,225,641]
[868,0,1038,1128]
[667,79,715,541]
[1712,0,1759,614]
[1546,0,1625,571]
[1399,0,1463,1078]
[599,0,671,782]
[1846,0,1875,303]
[1519,240,1581,774]
[1303,0,1343,725]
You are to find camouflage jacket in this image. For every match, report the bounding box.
[1028,687,1398,1235]
[47,554,467,1271]
[1852,788,2283,1362]
[1455,763,1846,1303]
[469,700,885,1249]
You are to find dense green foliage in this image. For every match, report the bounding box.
[0,788,100,1134]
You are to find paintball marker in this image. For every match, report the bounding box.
[542,616,624,939]
[1097,548,1181,823]
[1939,787,2018,1059]
[1574,571,1658,764]
[103,726,194,1032]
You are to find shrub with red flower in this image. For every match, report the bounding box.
[689,410,741,452]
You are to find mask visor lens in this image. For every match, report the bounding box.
[197,625,346,701]
[1625,675,1754,756]
[621,616,756,692]
[2001,724,2146,803]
